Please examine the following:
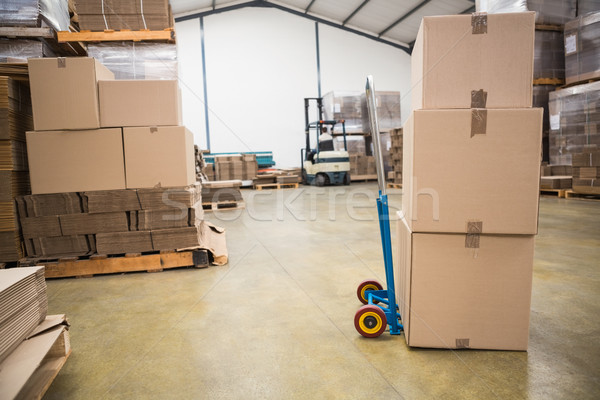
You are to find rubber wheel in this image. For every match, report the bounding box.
[357,279,383,305]
[315,174,326,187]
[354,305,387,338]
[343,172,351,185]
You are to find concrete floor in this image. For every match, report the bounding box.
[44,183,600,399]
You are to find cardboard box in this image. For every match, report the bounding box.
[16,193,83,218]
[99,80,181,128]
[84,190,141,213]
[26,129,126,194]
[60,212,129,235]
[123,126,195,189]
[402,108,542,234]
[96,231,153,254]
[28,58,114,131]
[25,235,95,257]
[411,12,534,110]
[394,214,534,350]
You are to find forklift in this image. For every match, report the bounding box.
[300,97,351,186]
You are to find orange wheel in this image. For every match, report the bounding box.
[356,279,383,304]
[354,305,387,338]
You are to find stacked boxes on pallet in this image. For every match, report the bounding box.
[398,12,541,350]
[540,163,573,189]
[572,149,600,194]
[564,11,600,85]
[0,77,33,262]
[548,81,600,165]
[21,57,219,260]
[213,154,258,181]
[387,128,402,184]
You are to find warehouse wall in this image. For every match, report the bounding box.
[176,7,411,168]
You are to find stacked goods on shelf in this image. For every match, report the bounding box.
[572,149,600,194]
[548,81,600,165]
[75,0,173,31]
[540,163,573,188]
[476,0,576,25]
[213,154,258,181]
[387,128,402,184]
[0,267,46,364]
[87,42,178,80]
[0,77,33,263]
[0,0,70,32]
[361,91,402,134]
[534,30,565,82]
[564,11,600,85]
[578,0,600,15]
[534,85,557,162]
[322,90,401,134]
[23,57,227,262]
[399,12,541,350]
[0,39,56,62]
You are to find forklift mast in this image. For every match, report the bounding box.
[304,97,324,155]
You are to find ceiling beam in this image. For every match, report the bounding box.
[342,0,370,26]
[378,0,432,37]
[460,5,476,14]
[305,0,317,14]
[175,0,411,54]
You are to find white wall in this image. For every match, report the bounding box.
[175,7,411,168]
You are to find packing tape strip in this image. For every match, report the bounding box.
[471,89,487,108]
[150,127,158,133]
[471,12,487,34]
[456,338,470,348]
[465,221,482,249]
[471,109,487,137]
[57,58,66,68]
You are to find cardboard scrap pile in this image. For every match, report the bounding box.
[398,12,541,351]
[19,57,227,265]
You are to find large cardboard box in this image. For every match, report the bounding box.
[123,126,195,189]
[402,108,542,234]
[26,128,126,194]
[394,214,534,351]
[28,58,114,131]
[411,12,534,110]
[99,80,181,127]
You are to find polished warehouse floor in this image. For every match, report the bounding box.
[44,184,600,399]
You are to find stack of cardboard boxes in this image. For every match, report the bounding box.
[212,154,258,181]
[540,163,573,189]
[387,128,402,185]
[20,57,216,259]
[348,154,376,177]
[0,77,32,262]
[397,12,542,350]
[572,149,600,194]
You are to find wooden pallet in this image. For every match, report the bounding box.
[386,182,403,189]
[533,77,565,86]
[565,190,600,201]
[202,200,246,211]
[254,183,299,190]
[535,24,563,32]
[57,28,173,42]
[19,249,210,278]
[540,188,567,198]
[350,174,378,182]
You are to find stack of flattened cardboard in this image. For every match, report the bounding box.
[387,128,402,184]
[540,163,572,189]
[572,149,600,194]
[201,181,243,205]
[75,0,172,31]
[16,185,207,257]
[0,266,47,364]
[0,76,33,262]
[22,57,227,262]
[398,12,541,351]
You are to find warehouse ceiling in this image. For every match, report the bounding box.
[172,0,476,53]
